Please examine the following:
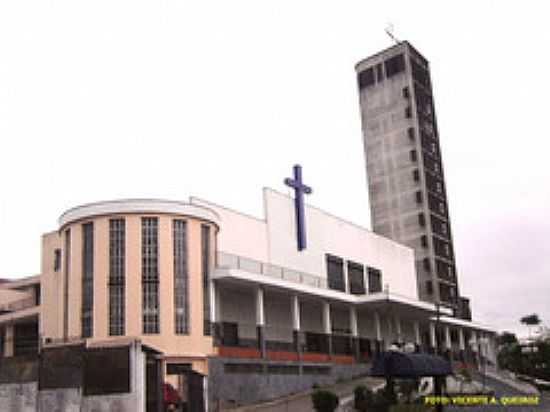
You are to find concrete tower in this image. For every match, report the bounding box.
[355,41,470,319]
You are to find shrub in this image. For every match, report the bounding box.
[311,389,339,412]
[457,367,472,382]
[354,385,374,412]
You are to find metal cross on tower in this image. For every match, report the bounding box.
[284,164,312,251]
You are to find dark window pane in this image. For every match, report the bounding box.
[367,267,382,293]
[54,249,61,272]
[376,64,384,83]
[109,219,125,336]
[347,261,365,295]
[326,254,345,292]
[357,67,375,89]
[202,224,211,336]
[142,217,159,334]
[385,53,406,78]
[418,213,426,227]
[174,220,189,334]
[82,223,94,338]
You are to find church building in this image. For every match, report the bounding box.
[1,184,496,410]
[0,41,498,411]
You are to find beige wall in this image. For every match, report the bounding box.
[40,231,62,339]
[41,213,218,375]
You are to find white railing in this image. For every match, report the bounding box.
[216,252,328,289]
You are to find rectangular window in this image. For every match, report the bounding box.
[423,257,431,272]
[109,219,125,336]
[142,217,159,334]
[415,191,423,204]
[375,63,384,83]
[405,106,412,118]
[407,127,415,140]
[421,235,428,248]
[82,223,94,338]
[410,150,417,162]
[357,67,375,89]
[413,169,420,182]
[54,249,61,272]
[201,224,211,336]
[326,254,345,292]
[367,267,382,293]
[385,53,405,78]
[173,220,189,335]
[402,86,410,99]
[347,261,365,295]
[426,280,433,295]
[418,213,426,227]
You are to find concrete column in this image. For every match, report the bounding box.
[256,287,266,357]
[4,325,14,357]
[350,307,358,337]
[395,315,402,344]
[445,326,451,349]
[459,328,465,351]
[374,311,382,341]
[350,307,359,360]
[256,287,265,326]
[210,281,222,345]
[343,262,349,293]
[471,330,478,352]
[414,321,421,346]
[429,322,437,350]
[374,311,382,354]
[291,295,300,331]
[291,295,301,355]
[209,280,217,324]
[322,301,332,356]
[322,301,331,334]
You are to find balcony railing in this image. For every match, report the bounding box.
[216,252,328,289]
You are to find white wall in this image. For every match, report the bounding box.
[263,189,417,299]
[196,188,418,300]
[190,197,269,262]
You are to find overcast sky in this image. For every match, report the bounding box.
[1,1,548,337]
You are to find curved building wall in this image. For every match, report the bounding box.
[41,200,219,374]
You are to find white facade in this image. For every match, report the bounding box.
[192,188,417,300]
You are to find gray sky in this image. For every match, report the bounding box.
[1,1,548,337]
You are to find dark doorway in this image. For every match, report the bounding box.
[187,370,205,412]
[166,363,205,412]
[146,356,163,412]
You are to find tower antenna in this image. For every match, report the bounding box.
[385,23,400,44]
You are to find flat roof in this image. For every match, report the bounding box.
[58,198,221,228]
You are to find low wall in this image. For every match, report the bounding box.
[0,341,146,412]
[208,357,370,407]
[38,388,81,412]
[0,383,37,412]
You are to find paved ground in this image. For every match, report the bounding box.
[445,373,550,412]
[229,376,384,412]
[228,372,550,412]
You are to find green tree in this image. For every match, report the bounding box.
[497,331,518,346]
[521,314,541,340]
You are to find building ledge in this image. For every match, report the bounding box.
[0,305,39,325]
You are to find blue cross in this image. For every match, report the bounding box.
[284,165,312,251]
